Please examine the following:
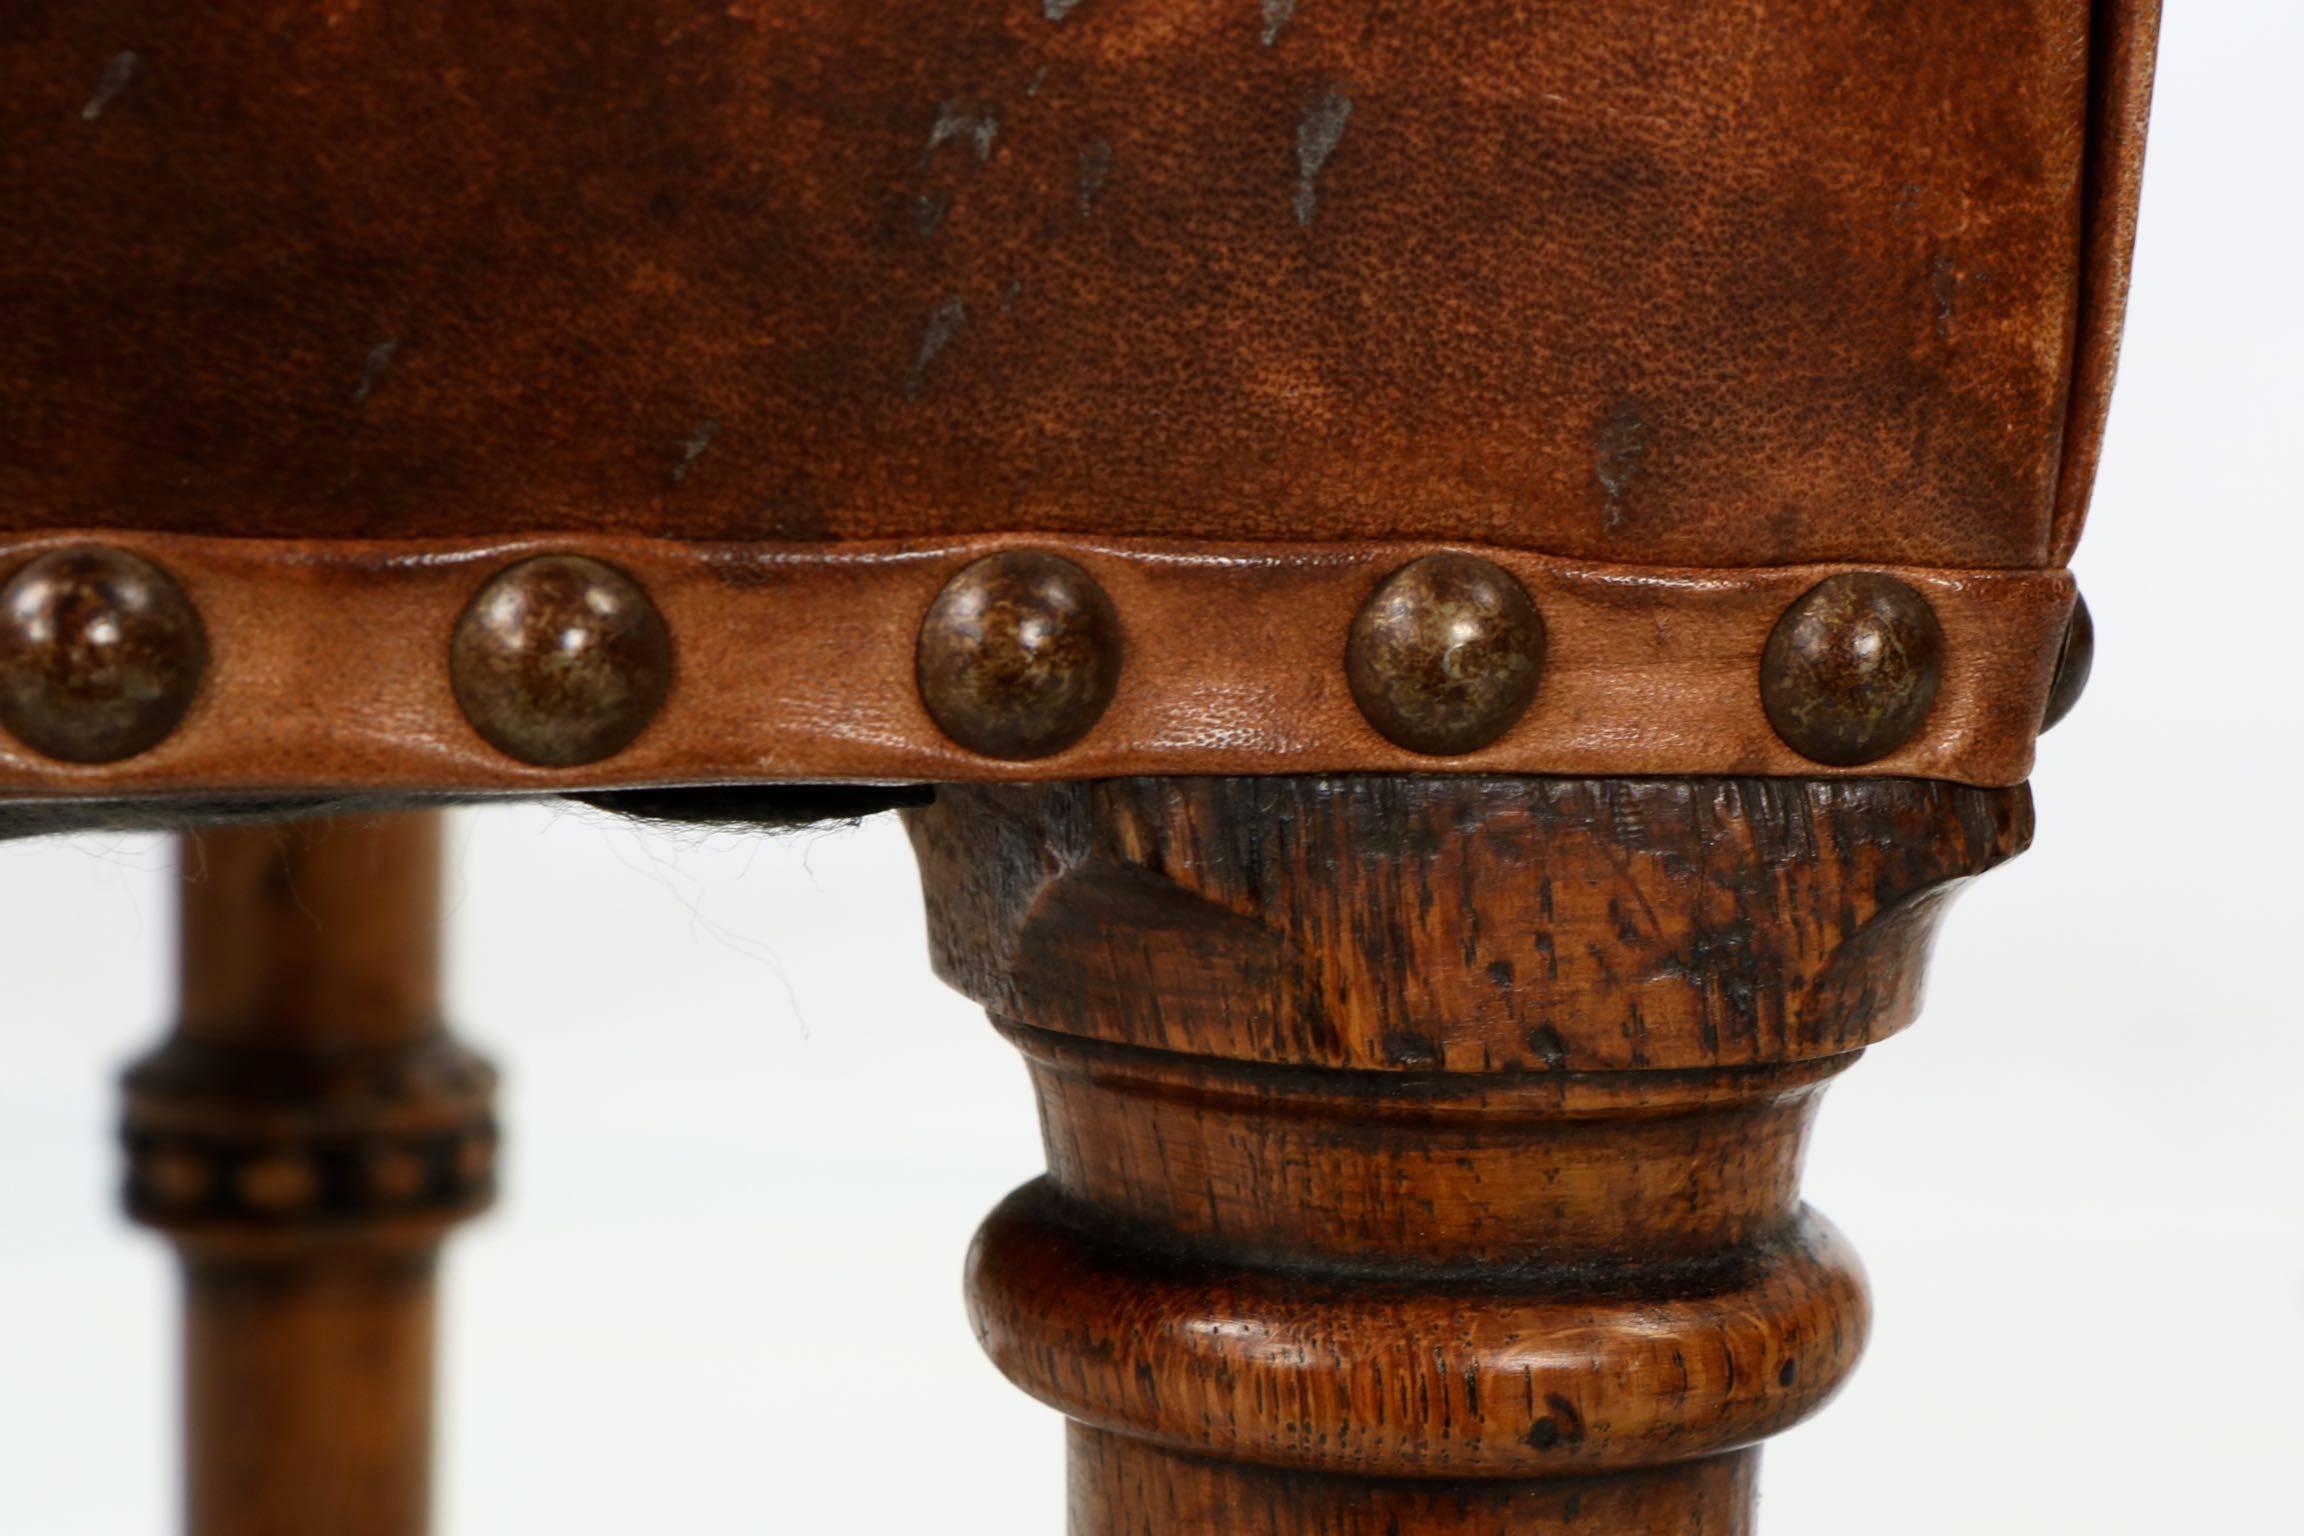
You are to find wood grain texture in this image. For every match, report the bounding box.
[910,775,2026,1532]
[912,776,2032,1074]
[1069,1429,1757,1536]
[124,814,492,1536]
[180,1257,441,1536]
[971,1180,1867,1477]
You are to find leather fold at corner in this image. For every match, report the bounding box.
[2051,0,2165,561]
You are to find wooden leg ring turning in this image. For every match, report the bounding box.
[909,776,2028,1534]
[122,814,493,1536]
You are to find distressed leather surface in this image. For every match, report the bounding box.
[0,2,2158,796]
[1,1,2149,568]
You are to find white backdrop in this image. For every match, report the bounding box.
[2,6,2298,1531]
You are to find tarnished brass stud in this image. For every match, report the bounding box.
[1347,554,1546,756]
[0,546,206,763]
[1761,573,1944,766]
[451,554,672,768]
[917,551,1121,760]
[2041,592,2093,732]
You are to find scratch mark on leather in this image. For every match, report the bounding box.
[1261,0,1297,46]
[1595,405,1650,531]
[928,101,999,164]
[1045,0,1088,19]
[1294,88,1352,226]
[907,298,968,397]
[671,420,717,484]
[351,341,399,404]
[916,103,996,238]
[1930,253,1962,340]
[1077,140,1113,216]
[915,186,954,238]
[81,51,138,121]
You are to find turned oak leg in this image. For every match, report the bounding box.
[122,814,494,1536]
[909,776,2027,1534]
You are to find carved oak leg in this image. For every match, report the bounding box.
[122,814,494,1536]
[909,776,2027,1534]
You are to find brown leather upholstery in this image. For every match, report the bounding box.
[0,1,2160,795]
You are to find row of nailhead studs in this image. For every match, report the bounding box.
[0,545,2093,771]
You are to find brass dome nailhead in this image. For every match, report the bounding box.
[0,545,205,763]
[917,551,1122,760]
[1346,553,1547,756]
[450,554,673,768]
[2041,592,2093,732]
[1760,573,1945,767]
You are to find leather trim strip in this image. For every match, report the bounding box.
[0,533,2073,795]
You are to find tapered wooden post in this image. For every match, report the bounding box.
[122,813,494,1536]
[910,776,2028,1534]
